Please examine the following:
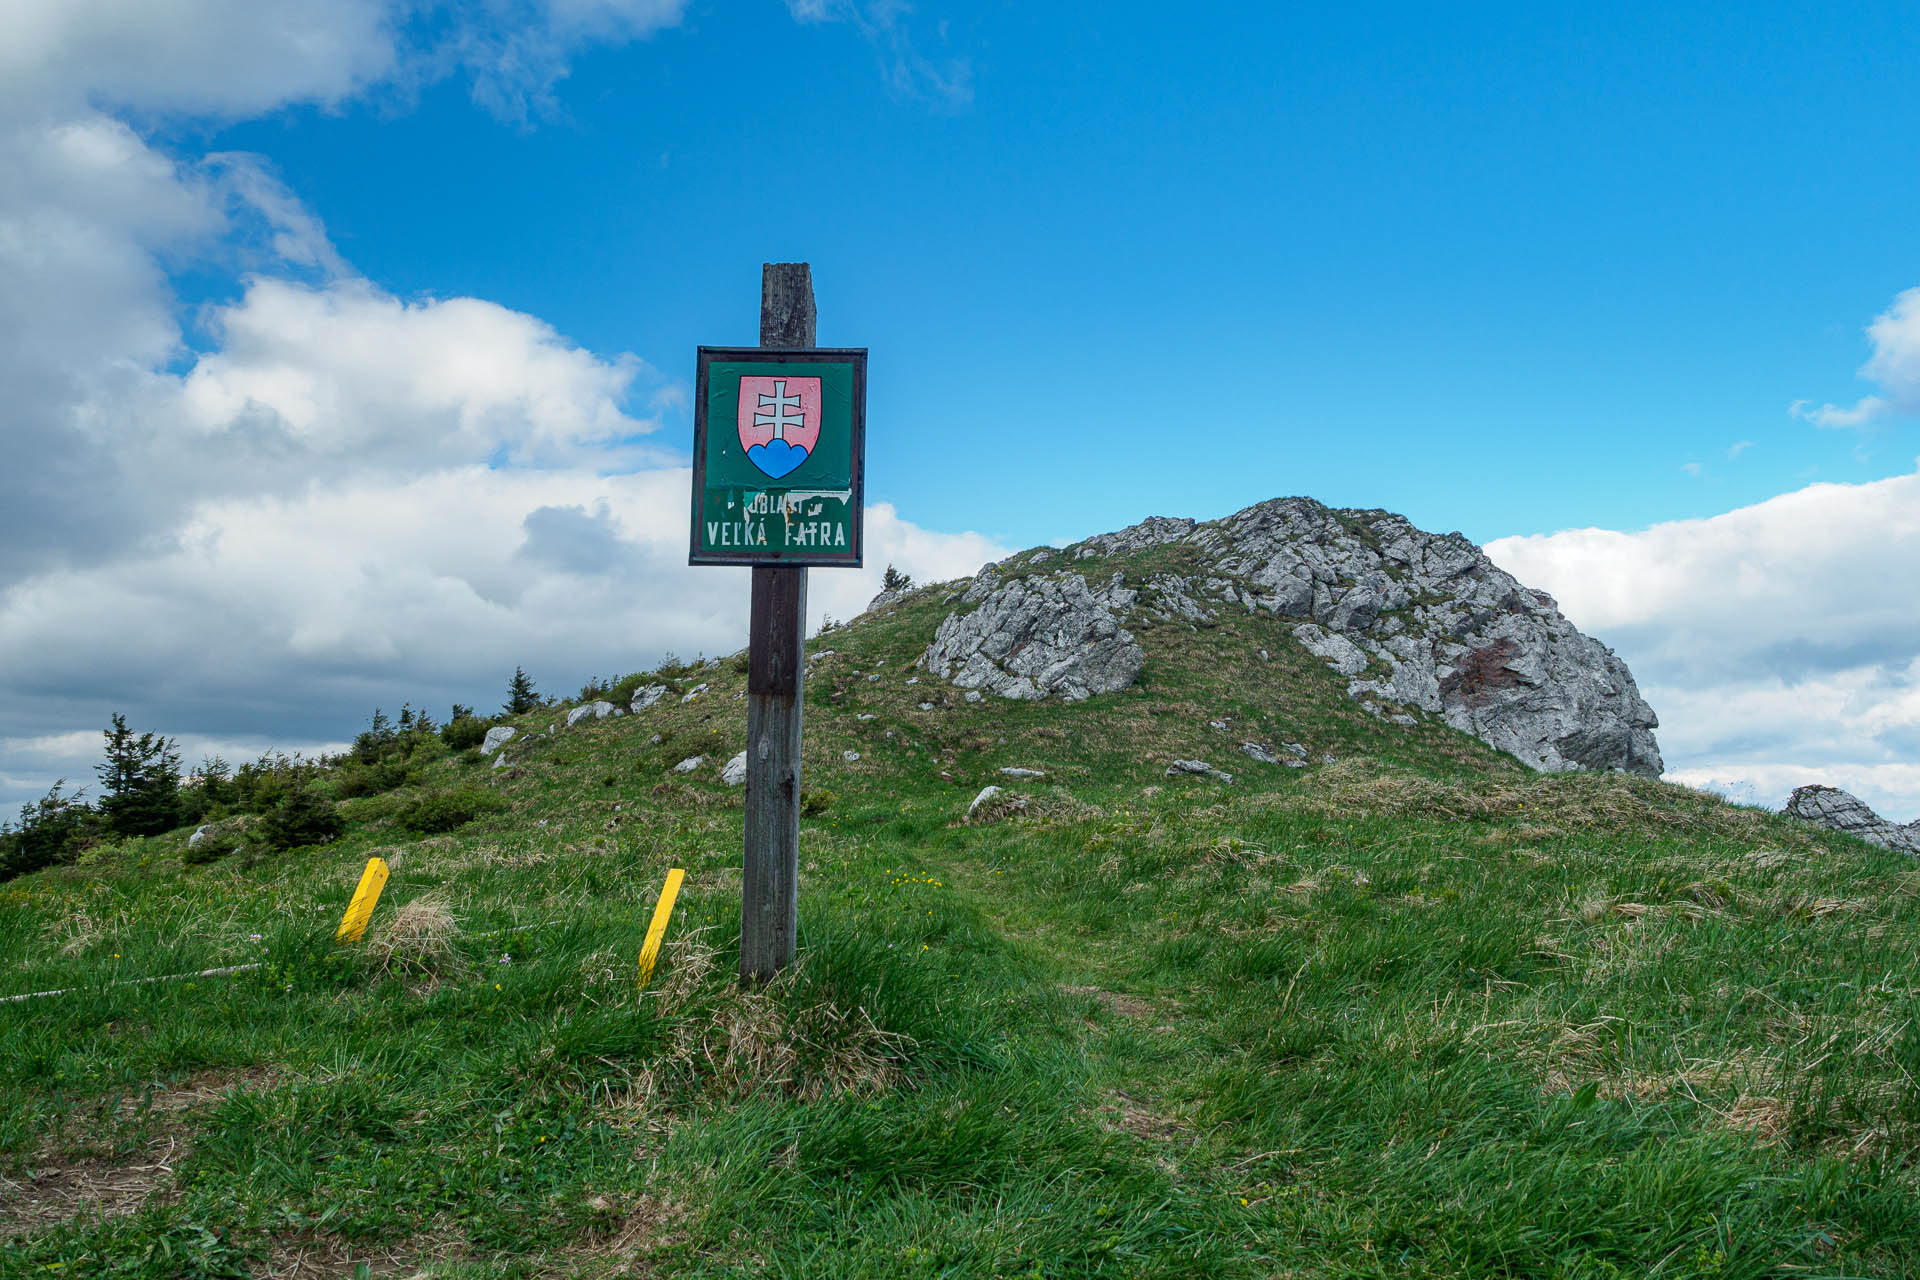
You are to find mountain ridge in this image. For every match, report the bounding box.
[891,495,1662,777]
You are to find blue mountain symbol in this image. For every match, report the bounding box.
[747,438,809,480]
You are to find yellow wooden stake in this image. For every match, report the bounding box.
[637,868,686,990]
[336,857,390,943]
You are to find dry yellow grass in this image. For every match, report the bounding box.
[366,892,467,979]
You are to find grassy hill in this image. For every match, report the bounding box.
[3,547,1918,1278]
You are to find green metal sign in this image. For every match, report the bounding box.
[689,346,867,566]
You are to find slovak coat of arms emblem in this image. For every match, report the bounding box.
[737,375,822,480]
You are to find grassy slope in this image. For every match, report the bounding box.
[3,544,1918,1278]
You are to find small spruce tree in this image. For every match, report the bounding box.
[504,666,540,715]
[881,564,912,593]
[96,714,183,838]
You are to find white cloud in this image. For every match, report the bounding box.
[784,0,972,108]
[1728,440,1754,459]
[0,0,1002,819]
[437,0,691,124]
[1486,465,1920,822]
[0,0,398,118]
[179,277,668,470]
[0,468,1005,813]
[0,0,693,124]
[1793,287,1920,430]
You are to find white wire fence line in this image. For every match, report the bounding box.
[0,921,556,1006]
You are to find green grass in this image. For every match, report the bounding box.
[3,551,1918,1276]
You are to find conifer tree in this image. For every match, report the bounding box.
[504,666,540,715]
[96,714,182,838]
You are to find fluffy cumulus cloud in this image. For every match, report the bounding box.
[1486,466,1920,821]
[0,1,1001,816]
[1793,287,1920,430]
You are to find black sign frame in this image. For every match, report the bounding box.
[689,345,867,567]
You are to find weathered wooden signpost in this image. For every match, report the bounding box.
[690,263,866,981]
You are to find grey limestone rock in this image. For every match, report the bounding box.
[672,755,705,774]
[1239,742,1281,765]
[966,785,1002,819]
[922,496,1661,777]
[843,750,862,763]
[680,683,708,704]
[1072,515,1197,559]
[1146,572,1213,623]
[188,825,209,849]
[1167,759,1234,783]
[865,584,915,614]
[1293,623,1371,677]
[631,685,667,713]
[924,571,1144,701]
[722,751,747,786]
[481,726,516,756]
[1189,499,1660,776]
[1784,785,1920,856]
[1000,767,1046,779]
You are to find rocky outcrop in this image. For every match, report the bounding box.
[481,726,516,756]
[865,583,915,614]
[1784,786,1920,856]
[923,571,1144,701]
[566,700,615,727]
[1072,516,1195,559]
[1168,759,1234,783]
[1182,500,1662,774]
[921,499,1662,777]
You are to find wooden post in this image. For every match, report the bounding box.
[740,263,815,981]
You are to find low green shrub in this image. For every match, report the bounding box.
[181,816,249,865]
[259,786,345,851]
[395,788,505,835]
[440,716,489,750]
[333,759,416,799]
[608,672,649,707]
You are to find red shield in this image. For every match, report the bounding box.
[737,375,822,481]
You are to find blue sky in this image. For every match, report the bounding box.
[177,1,1920,544]
[3,0,1920,821]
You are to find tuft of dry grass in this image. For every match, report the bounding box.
[366,893,467,979]
[49,907,101,956]
[592,945,914,1126]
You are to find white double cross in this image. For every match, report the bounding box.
[754,380,805,441]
